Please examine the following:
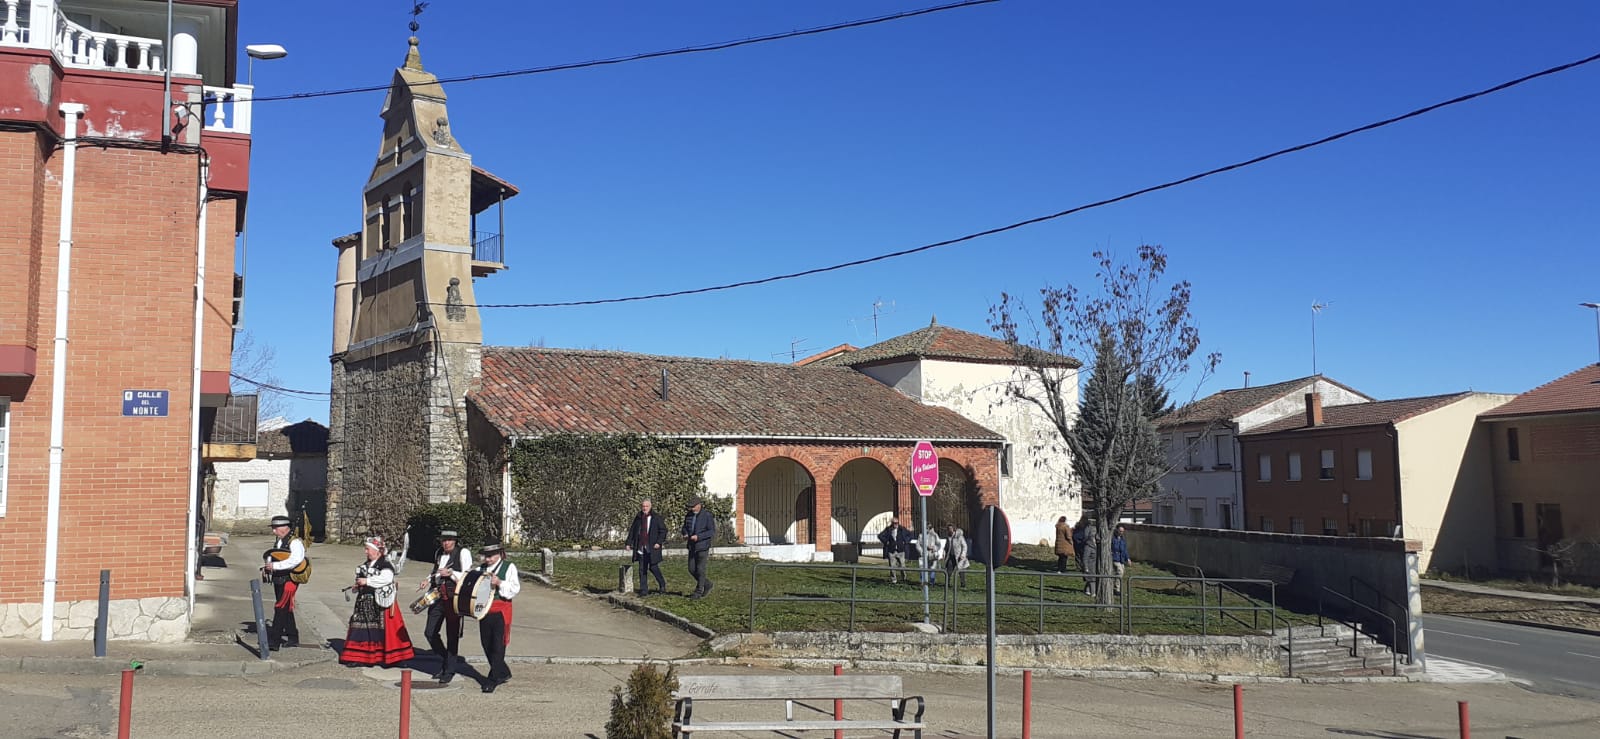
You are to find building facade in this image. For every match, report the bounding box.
[1241,391,1512,573]
[325,36,517,540]
[0,0,254,641]
[211,419,328,536]
[1479,364,1600,581]
[1155,376,1371,529]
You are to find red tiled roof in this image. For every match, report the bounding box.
[1157,375,1371,428]
[814,323,1080,368]
[794,344,857,367]
[1242,393,1475,436]
[1479,364,1600,419]
[471,347,1005,442]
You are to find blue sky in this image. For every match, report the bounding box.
[237,1,1600,423]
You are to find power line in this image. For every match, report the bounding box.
[437,48,1600,310]
[253,0,999,104]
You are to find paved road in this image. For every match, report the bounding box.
[1425,614,1600,700]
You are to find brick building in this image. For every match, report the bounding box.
[0,0,254,641]
[1240,391,1512,572]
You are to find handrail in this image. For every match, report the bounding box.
[1349,575,1410,657]
[1319,586,1399,676]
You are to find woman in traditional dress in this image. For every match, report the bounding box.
[340,536,417,667]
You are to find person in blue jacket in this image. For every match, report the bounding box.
[1110,525,1131,597]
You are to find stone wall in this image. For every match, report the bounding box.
[0,597,189,643]
[713,631,1281,676]
[327,343,434,540]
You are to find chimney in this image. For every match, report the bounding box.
[660,368,669,401]
[1243,371,1251,388]
[1305,392,1323,427]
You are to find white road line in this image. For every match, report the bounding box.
[1428,629,1519,645]
[1567,651,1600,660]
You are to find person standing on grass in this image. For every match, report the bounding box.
[877,518,914,583]
[1081,523,1101,597]
[919,526,944,585]
[943,523,970,588]
[682,497,716,599]
[1111,525,1130,597]
[625,498,668,597]
[1054,516,1074,573]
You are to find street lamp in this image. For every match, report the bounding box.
[1582,302,1600,365]
[245,43,288,86]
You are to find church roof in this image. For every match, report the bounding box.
[812,323,1079,369]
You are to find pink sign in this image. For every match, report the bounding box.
[910,440,939,497]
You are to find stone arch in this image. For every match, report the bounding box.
[742,456,816,545]
[828,457,898,546]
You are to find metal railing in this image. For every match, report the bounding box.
[1318,586,1400,676]
[472,231,503,264]
[202,393,258,445]
[1350,575,1411,655]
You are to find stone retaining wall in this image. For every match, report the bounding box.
[0,597,189,643]
[711,630,1283,676]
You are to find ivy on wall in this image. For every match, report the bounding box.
[509,433,732,545]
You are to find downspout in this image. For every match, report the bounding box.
[185,153,210,614]
[42,102,86,641]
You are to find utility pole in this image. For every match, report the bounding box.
[1310,301,1331,376]
[1582,303,1600,365]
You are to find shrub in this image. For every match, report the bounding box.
[605,663,678,739]
[510,433,718,544]
[406,502,488,561]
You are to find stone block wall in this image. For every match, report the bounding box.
[0,596,189,643]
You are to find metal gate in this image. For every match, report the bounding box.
[743,458,814,545]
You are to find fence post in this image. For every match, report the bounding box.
[399,669,412,739]
[748,562,759,632]
[1457,701,1469,739]
[1038,572,1045,634]
[1233,684,1243,739]
[1022,669,1033,739]
[540,547,554,577]
[95,569,110,658]
[116,668,134,739]
[249,578,271,660]
[849,566,858,632]
[833,663,844,739]
[1200,576,1208,636]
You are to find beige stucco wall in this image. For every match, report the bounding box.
[1395,393,1514,572]
[1486,414,1600,578]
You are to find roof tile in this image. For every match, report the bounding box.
[814,323,1079,368]
[1157,375,1370,428]
[1479,364,1600,419]
[1242,393,1474,436]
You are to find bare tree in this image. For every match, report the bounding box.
[991,245,1219,604]
[231,330,291,421]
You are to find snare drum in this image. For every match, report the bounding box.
[409,587,442,615]
[454,570,496,620]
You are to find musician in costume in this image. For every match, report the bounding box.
[474,543,520,693]
[624,499,668,596]
[260,515,305,650]
[417,530,470,683]
[340,536,416,667]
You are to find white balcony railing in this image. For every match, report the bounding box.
[202,84,252,135]
[0,0,30,45]
[0,1,164,73]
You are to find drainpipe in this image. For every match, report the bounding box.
[185,153,210,614]
[42,102,86,641]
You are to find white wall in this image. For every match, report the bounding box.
[212,457,290,525]
[1396,393,1514,572]
[704,445,738,500]
[1237,380,1372,432]
[859,360,921,398]
[920,359,1078,546]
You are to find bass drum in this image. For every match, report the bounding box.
[454,570,496,620]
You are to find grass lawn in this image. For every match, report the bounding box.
[520,544,1315,636]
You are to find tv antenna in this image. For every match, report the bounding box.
[772,337,813,361]
[1310,301,1332,376]
[850,298,896,340]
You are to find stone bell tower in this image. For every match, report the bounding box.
[325,36,518,539]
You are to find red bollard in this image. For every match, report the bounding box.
[117,669,134,739]
[833,664,844,739]
[399,669,413,739]
[1022,669,1033,739]
[1458,700,1469,739]
[1233,684,1244,739]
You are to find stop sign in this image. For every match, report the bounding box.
[910,441,939,497]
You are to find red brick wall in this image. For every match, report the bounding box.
[1240,426,1399,537]
[0,136,225,605]
[0,131,46,355]
[732,441,999,549]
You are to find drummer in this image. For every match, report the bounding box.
[418,530,470,684]
[475,543,520,693]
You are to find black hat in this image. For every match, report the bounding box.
[438,530,459,540]
[480,543,506,556]
[688,497,704,507]
[269,515,292,528]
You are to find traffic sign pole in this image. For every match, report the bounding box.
[986,505,997,739]
[908,440,940,627]
[919,495,929,624]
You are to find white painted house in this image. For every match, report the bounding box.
[1154,376,1372,529]
[211,419,329,536]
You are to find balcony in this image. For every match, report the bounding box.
[468,165,518,277]
[201,392,257,462]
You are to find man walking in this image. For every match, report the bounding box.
[876,517,914,583]
[625,499,668,596]
[261,515,305,650]
[1111,525,1131,597]
[475,543,520,693]
[418,530,469,683]
[682,497,716,599]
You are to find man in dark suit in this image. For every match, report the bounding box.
[681,497,717,599]
[624,498,668,596]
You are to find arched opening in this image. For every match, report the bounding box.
[742,457,815,545]
[925,459,978,532]
[828,458,897,546]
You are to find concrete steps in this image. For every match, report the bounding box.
[1278,624,1406,676]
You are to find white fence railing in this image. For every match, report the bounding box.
[203,84,252,135]
[0,1,164,73]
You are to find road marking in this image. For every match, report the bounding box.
[1567,651,1600,660]
[1428,628,1518,645]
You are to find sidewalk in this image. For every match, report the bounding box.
[1424,578,1600,606]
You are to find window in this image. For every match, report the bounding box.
[1319,449,1336,480]
[1188,505,1205,528]
[1000,443,1013,477]
[1322,518,1339,536]
[1290,517,1305,534]
[1218,502,1234,529]
[1259,517,1274,533]
[238,480,270,511]
[379,201,394,250]
[1161,434,1173,461]
[1511,502,1525,538]
[400,184,417,241]
[0,398,9,516]
[1287,452,1302,481]
[1184,433,1201,469]
[1507,428,1520,462]
[1356,448,1373,480]
[1257,453,1272,482]
[1159,504,1175,524]
[1213,433,1233,468]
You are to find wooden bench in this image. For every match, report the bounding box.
[673,674,925,737]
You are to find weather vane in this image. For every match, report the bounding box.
[409,1,429,34]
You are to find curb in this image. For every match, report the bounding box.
[524,572,720,640]
[0,648,336,677]
[1497,619,1600,638]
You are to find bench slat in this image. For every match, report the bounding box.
[677,720,925,732]
[675,675,905,701]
